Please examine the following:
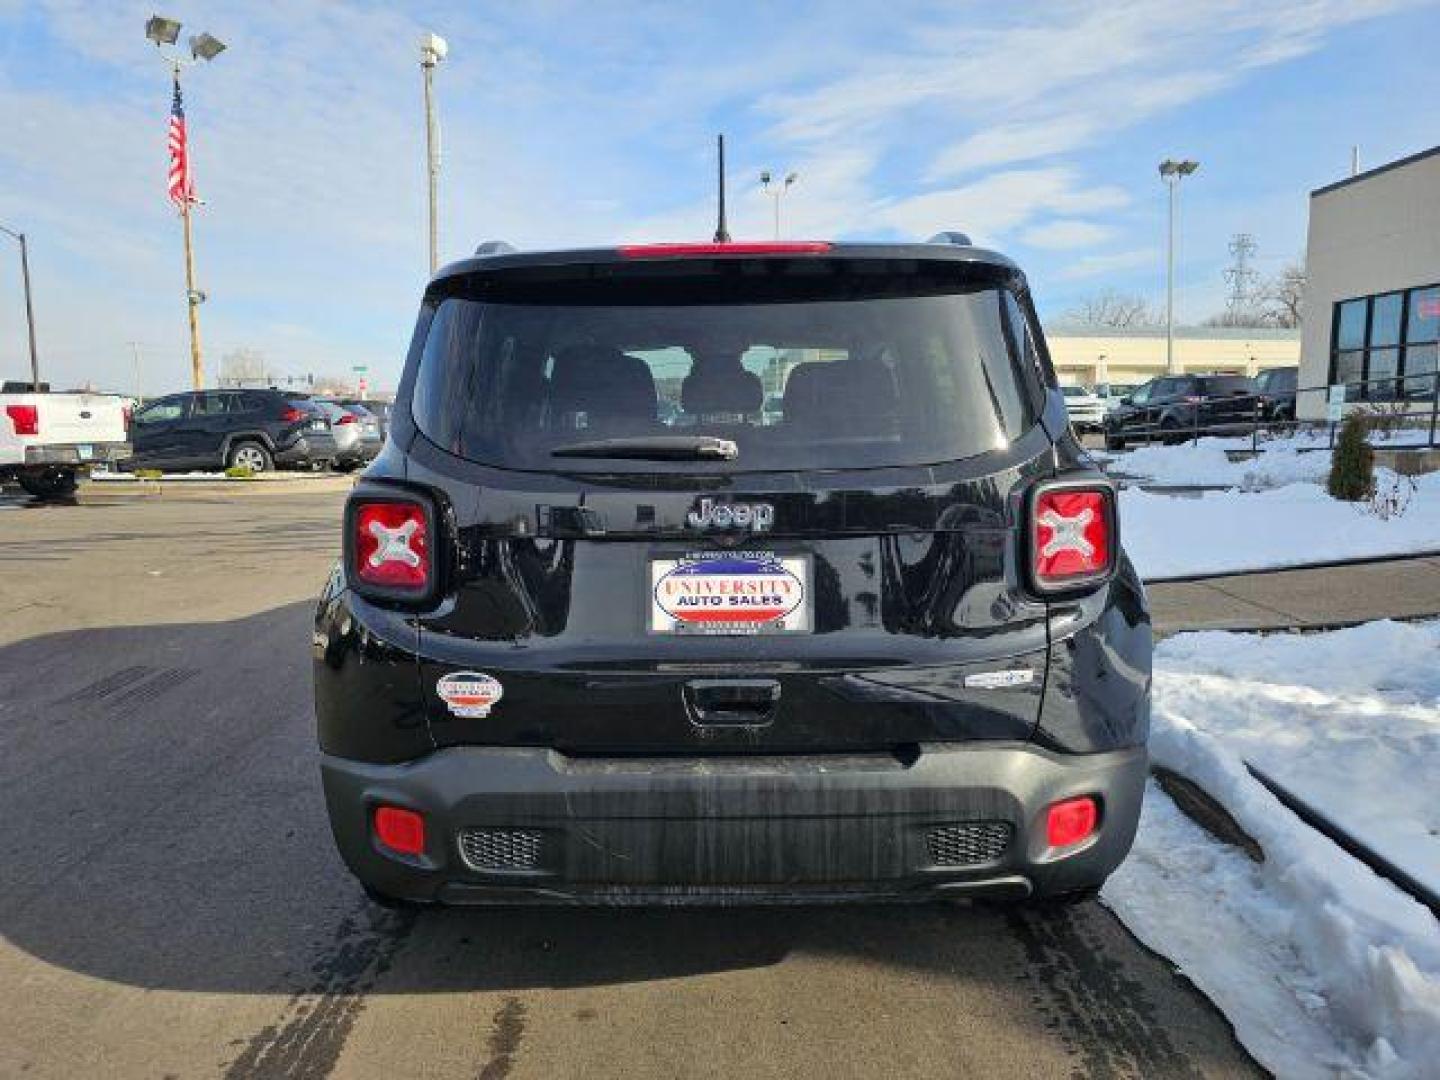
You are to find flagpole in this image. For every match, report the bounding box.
[181,181,204,390]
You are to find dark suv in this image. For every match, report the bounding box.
[129,389,336,472]
[1254,367,1298,423]
[1103,374,1258,449]
[314,239,1152,908]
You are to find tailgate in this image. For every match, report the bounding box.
[406,444,1056,755]
[34,394,128,444]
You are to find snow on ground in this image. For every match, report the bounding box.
[1107,436,1330,489]
[1106,428,1435,490]
[1105,623,1440,1079]
[1121,470,1440,580]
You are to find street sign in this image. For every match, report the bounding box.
[1327,384,1347,422]
[352,365,368,373]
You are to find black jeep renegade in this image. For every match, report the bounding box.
[313,237,1152,907]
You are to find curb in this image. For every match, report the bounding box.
[1246,763,1440,920]
[1144,549,1440,586]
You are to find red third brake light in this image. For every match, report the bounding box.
[1047,796,1099,848]
[5,404,39,436]
[618,241,833,258]
[1031,485,1114,591]
[373,805,426,856]
[353,500,430,591]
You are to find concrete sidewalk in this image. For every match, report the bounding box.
[1148,555,1440,636]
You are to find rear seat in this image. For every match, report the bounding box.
[782,359,900,434]
[548,345,658,431]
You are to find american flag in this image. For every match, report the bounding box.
[167,76,196,208]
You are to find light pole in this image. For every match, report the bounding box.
[420,33,448,275]
[760,171,798,240]
[1158,158,1198,375]
[146,15,225,391]
[0,224,40,390]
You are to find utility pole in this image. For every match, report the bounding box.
[128,341,144,399]
[420,33,448,275]
[1158,159,1199,375]
[0,225,40,389]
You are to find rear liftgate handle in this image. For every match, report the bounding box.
[684,679,781,728]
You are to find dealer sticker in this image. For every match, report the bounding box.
[651,551,810,635]
[436,671,504,717]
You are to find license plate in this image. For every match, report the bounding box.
[309,420,327,431]
[76,444,93,460]
[650,552,811,635]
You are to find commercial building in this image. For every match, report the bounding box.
[1044,326,1299,389]
[1298,145,1440,419]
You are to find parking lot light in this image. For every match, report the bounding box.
[1159,158,1200,375]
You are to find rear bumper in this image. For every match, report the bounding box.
[21,441,131,466]
[320,742,1147,905]
[276,434,336,466]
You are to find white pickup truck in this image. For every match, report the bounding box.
[0,387,132,498]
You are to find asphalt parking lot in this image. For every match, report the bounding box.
[0,481,1261,1079]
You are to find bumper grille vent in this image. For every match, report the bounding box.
[925,822,1012,867]
[457,828,544,871]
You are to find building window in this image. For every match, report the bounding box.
[1329,283,1440,401]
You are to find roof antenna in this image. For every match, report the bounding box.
[713,133,731,243]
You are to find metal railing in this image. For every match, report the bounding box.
[1095,370,1440,454]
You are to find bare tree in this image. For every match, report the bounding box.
[1065,289,1161,329]
[1200,262,1306,329]
[218,347,270,387]
[1260,262,1305,328]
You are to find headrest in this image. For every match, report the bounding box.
[549,345,657,424]
[681,361,763,416]
[782,359,899,428]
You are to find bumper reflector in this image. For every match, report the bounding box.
[1046,796,1099,848]
[374,805,426,856]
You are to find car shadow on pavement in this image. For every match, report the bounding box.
[0,602,1250,1080]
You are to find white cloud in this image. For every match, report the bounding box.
[1052,247,1161,282]
[927,118,1098,180]
[1020,219,1112,251]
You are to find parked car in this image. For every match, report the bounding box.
[1254,367,1298,423]
[336,398,392,440]
[0,387,131,498]
[1103,374,1258,449]
[1094,383,1140,413]
[341,402,386,459]
[314,237,1152,910]
[128,389,336,473]
[1059,384,1106,431]
[313,400,379,472]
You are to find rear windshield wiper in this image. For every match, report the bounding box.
[549,435,739,461]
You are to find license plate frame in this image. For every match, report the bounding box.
[649,551,812,636]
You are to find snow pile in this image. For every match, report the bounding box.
[1105,623,1440,1078]
[1121,470,1440,579]
[1107,437,1329,489]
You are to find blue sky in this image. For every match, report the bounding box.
[0,0,1436,395]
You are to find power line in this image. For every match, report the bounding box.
[1224,233,1260,317]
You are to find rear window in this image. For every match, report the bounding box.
[1200,376,1256,396]
[411,277,1044,471]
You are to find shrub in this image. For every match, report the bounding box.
[134,468,164,480]
[224,465,256,480]
[1327,412,1374,501]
